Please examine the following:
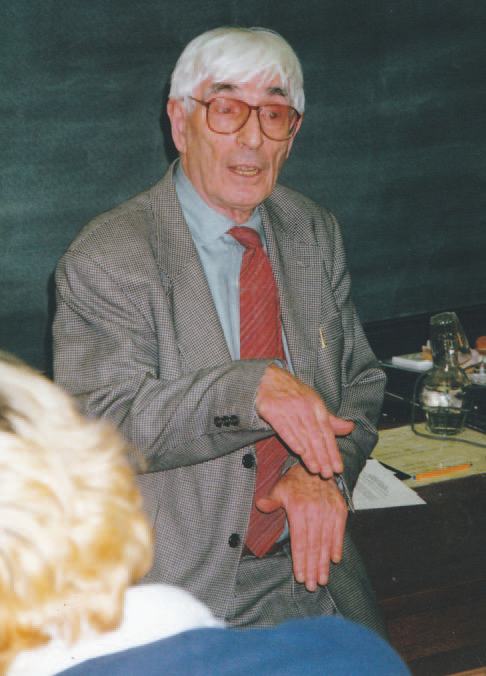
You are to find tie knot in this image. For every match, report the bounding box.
[228,225,263,250]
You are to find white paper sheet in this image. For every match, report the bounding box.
[353,459,426,510]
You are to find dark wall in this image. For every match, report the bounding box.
[1,0,485,370]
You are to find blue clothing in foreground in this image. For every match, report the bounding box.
[57,616,410,676]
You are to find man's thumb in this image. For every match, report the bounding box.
[329,414,354,436]
[255,496,282,514]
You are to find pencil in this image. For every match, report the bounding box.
[413,463,472,481]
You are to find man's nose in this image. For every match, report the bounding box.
[236,109,264,148]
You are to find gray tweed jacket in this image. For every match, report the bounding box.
[53,163,386,633]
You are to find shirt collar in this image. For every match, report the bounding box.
[174,161,263,245]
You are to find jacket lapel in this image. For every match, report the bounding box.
[151,168,231,371]
[260,202,321,388]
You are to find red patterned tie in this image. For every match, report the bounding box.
[229,225,288,557]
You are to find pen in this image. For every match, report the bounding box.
[413,463,472,481]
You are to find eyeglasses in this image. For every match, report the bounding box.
[189,96,301,141]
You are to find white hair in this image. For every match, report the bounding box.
[169,27,305,113]
[0,354,153,674]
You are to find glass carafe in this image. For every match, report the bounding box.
[420,336,473,435]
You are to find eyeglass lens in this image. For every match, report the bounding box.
[207,98,298,140]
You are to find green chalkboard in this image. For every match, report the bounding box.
[1,1,485,369]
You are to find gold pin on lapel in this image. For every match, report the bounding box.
[319,327,326,349]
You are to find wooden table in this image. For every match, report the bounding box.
[349,474,486,675]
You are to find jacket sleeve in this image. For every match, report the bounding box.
[53,248,278,474]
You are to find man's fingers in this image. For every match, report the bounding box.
[304,516,329,592]
[288,519,306,585]
[330,503,347,564]
[317,510,346,587]
[322,418,353,476]
[315,410,353,474]
[267,411,330,476]
[316,545,331,587]
[315,422,343,476]
[273,407,344,477]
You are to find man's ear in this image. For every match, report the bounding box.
[167,99,188,154]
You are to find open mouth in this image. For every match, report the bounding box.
[229,165,262,177]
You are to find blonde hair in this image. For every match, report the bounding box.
[0,354,153,673]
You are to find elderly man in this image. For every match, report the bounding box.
[53,27,387,636]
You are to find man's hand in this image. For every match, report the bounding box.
[256,364,353,477]
[256,463,348,591]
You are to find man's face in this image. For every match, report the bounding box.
[167,76,301,224]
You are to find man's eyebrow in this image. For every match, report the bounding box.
[206,83,238,95]
[266,86,289,98]
[205,83,289,98]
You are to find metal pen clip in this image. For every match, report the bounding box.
[319,327,326,350]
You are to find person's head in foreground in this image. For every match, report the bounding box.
[0,352,153,675]
[167,26,304,224]
[0,353,411,676]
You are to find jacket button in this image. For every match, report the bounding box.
[222,415,231,427]
[228,533,241,548]
[242,453,255,469]
[214,416,223,428]
[230,415,239,426]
